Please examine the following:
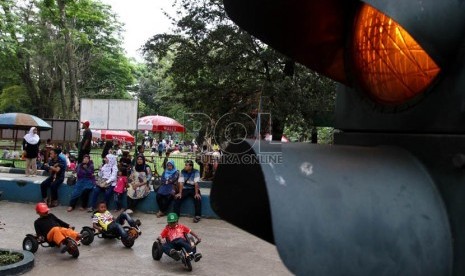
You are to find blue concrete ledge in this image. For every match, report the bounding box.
[0,173,217,218]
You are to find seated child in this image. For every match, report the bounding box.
[113,170,128,211]
[158,213,202,262]
[92,201,141,241]
[33,202,81,253]
[68,160,77,171]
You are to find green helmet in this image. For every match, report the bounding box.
[167,213,178,223]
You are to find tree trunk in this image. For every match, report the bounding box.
[311,127,318,144]
[57,0,79,118]
[19,60,41,115]
[59,65,68,117]
[38,63,53,118]
[271,117,284,141]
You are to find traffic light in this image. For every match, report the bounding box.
[211,0,465,275]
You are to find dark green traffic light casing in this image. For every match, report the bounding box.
[212,0,465,275]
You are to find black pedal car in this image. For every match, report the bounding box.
[152,233,201,271]
[22,234,79,258]
[80,222,141,248]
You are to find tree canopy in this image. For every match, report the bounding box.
[141,0,336,143]
[0,0,336,144]
[0,0,135,118]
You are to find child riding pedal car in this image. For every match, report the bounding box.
[158,213,202,262]
[33,202,81,255]
[92,201,141,243]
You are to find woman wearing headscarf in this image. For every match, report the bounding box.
[156,160,179,218]
[126,154,152,213]
[101,141,113,165]
[88,154,118,212]
[67,154,95,212]
[22,127,41,177]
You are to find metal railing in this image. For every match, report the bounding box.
[0,152,202,174]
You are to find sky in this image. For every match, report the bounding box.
[100,0,177,61]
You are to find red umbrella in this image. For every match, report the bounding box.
[138,115,185,132]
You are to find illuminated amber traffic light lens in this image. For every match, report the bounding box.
[353,4,440,105]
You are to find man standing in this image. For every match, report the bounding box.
[174,160,202,223]
[78,121,92,164]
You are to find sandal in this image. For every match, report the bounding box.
[50,200,59,207]
[67,207,74,212]
[193,216,201,223]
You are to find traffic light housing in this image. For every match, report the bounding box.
[211,0,465,275]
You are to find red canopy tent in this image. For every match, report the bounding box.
[101,130,135,143]
[89,130,135,143]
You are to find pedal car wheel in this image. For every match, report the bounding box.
[67,239,79,258]
[80,228,94,245]
[22,236,39,253]
[122,238,135,248]
[152,241,163,260]
[181,251,193,272]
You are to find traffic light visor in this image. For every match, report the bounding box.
[352,4,441,105]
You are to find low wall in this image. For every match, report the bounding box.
[0,171,217,218]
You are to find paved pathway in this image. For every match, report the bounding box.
[0,201,291,276]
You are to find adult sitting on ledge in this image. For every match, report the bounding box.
[40,148,66,207]
[67,154,95,212]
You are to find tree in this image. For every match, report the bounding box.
[0,0,135,118]
[142,0,336,144]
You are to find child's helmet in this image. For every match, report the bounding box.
[167,213,178,223]
[35,202,49,214]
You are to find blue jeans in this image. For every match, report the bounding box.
[156,193,173,213]
[69,179,94,208]
[162,237,196,257]
[174,189,201,217]
[40,176,64,201]
[113,192,124,210]
[106,212,136,239]
[89,186,114,209]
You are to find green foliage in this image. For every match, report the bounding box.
[83,51,135,99]
[141,0,336,144]
[0,250,23,266]
[0,85,31,113]
[317,127,335,144]
[0,0,135,118]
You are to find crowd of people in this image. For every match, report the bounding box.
[33,121,206,224]
[4,119,226,224]
[0,120,215,267]
[33,201,202,263]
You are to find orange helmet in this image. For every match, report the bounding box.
[35,202,49,214]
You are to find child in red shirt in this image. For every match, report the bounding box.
[158,213,202,262]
